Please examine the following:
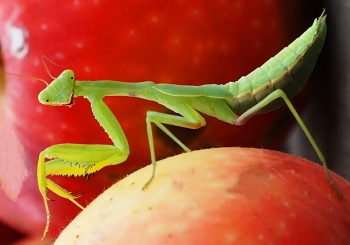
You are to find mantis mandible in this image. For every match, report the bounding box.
[34,10,341,238]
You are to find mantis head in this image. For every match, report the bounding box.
[38,69,76,106]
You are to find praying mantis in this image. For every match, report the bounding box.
[33,10,341,238]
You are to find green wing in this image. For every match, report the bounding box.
[153,83,232,99]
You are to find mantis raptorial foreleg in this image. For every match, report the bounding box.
[38,98,130,237]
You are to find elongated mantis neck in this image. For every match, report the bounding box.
[74,80,157,101]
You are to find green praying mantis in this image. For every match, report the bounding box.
[31,10,342,238]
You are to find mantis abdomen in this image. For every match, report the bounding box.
[75,11,327,126]
[225,13,326,115]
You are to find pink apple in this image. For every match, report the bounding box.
[54,148,350,245]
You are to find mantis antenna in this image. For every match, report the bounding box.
[41,55,58,80]
[6,55,77,86]
[5,56,59,86]
[41,55,80,78]
[6,72,49,86]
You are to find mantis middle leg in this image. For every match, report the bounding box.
[37,97,130,238]
[144,104,207,189]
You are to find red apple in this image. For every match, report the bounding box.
[0,0,312,238]
[55,148,350,245]
[12,236,52,245]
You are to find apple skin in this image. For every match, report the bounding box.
[54,148,350,245]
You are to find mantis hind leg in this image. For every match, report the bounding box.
[144,105,206,189]
[234,89,342,198]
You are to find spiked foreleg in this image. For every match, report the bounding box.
[37,97,130,238]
